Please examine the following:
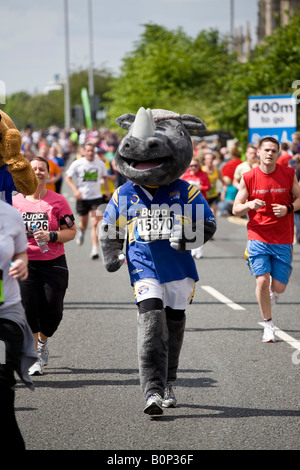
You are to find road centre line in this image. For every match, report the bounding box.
[200,285,245,311]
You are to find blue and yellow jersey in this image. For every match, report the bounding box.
[103,179,215,285]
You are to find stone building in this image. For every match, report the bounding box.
[257,0,300,44]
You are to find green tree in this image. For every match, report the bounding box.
[70,67,113,109]
[3,90,65,129]
[2,92,33,129]
[2,67,113,129]
[105,24,234,129]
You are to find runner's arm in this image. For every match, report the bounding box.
[232,177,265,217]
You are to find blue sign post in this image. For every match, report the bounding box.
[248,95,297,144]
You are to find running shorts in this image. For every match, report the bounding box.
[245,240,293,285]
[133,277,195,310]
[76,197,104,216]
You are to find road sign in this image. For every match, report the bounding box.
[248,94,297,144]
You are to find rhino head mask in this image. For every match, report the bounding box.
[114,107,206,186]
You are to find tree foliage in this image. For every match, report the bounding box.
[105,24,235,129]
[2,67,113,129]
[2,16,300,143]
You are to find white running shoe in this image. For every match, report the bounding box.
[269,277,279,305]
[143,394,163,415]
[162,383,177,408]
[270,290,279,306]
[29,359,44,376]
[76,231,84,246]
[194,246,203,259]
[90,246,99,260]
[262,324,276,343]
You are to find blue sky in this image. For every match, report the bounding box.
[1,0,258,95]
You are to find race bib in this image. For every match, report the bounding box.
[137,208,173,241]
[22,212,49,237]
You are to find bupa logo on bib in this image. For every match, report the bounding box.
[22,212,49,236]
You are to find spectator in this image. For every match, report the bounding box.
[291,131,300,155]
[294,155,300,243]
[39,146,62,193]
[96,148,117,200]
[105,144,116,162]
[233,144,259,189]
[277,142,293,167]
[181,158,211,200]
[181,158,211,258]
[222,144,243,183]
[58,131,71,162]
[217,179,238,216]
[48,145,65,194]
[202,151,226,218]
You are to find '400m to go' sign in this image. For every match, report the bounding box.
[248,95,297,144]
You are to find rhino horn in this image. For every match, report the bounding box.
[131,107,155,139]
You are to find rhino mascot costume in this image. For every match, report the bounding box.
[99,107,216,415]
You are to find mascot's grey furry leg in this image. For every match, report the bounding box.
[137,309,186,413]
[137,309,168,414]
[166,314,186,384]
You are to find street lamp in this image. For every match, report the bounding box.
[88,0,95,123]
[229,0,234,53]
[64,0,71,129]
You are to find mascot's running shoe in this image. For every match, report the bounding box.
[162,383,177,408]
[144,394,163,415]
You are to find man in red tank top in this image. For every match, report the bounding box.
[233,137,300,343]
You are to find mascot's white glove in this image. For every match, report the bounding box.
[99,224,126,272]
[169,224,186,252]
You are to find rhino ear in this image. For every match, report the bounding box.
[116,113,136,130]
[180,114,206,131]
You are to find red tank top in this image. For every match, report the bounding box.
[243,165,294,244]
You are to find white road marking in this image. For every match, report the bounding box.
[201,285,300,352]
[258,323,300,351]
[201,285,245,310]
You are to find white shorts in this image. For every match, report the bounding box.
[133,277,195,310]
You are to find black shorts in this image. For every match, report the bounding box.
[76,197,104,216]
[19,255,69,337]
